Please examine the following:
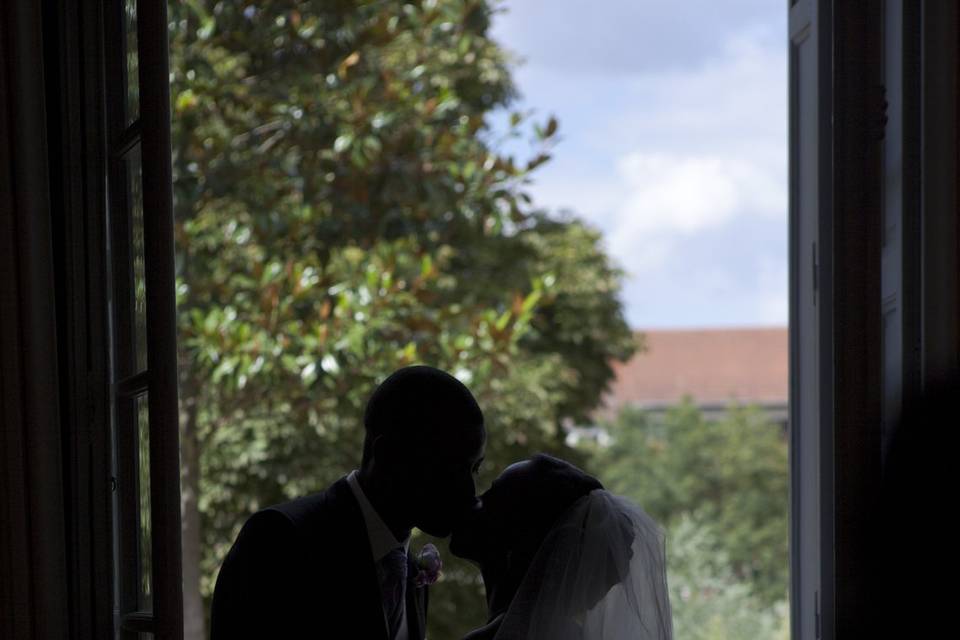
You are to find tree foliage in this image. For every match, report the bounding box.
[168,1,636,638]
[592,401,789,608]
[666,517,789,640]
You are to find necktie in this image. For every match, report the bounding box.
[380,548,408,639]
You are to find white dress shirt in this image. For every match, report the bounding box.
[347,470,411,640]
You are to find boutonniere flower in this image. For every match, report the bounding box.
[414,543,442,587]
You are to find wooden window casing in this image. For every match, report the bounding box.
[103,1,183,638]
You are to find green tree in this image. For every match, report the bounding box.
[167,1,636,638]
[666,516,790,640]
[593,400,789,607]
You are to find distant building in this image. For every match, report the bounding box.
[570,327,788,445]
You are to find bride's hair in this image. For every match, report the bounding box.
[468,455,672,638]
[499,490,670,639]
[505,454,603,557]
[523,456,637,602]
[487,454,633,609]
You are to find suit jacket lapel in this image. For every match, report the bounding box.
[406,553,428,640]
[329,478,389,640]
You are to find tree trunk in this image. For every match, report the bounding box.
[180,395,205,640]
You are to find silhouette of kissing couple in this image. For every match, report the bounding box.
[211,365,673,639]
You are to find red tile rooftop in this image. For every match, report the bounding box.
[596,327,788,420]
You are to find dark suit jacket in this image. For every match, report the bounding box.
[210,477,429,639]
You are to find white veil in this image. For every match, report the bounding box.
[492,490,673,640]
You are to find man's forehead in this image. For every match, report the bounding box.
[421,434,482,461]
[431,420,484,446]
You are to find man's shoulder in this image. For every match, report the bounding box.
[251,475,355,537]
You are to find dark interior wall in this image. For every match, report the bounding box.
[919,3,960,389]
[790,3,960,638]
[824,3,960,636]
[0,0,71,636]
[873,5,960,636]
[1,1,113,638]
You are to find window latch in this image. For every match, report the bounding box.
[815,588,821,638]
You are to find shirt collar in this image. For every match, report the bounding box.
[346,470,410,562]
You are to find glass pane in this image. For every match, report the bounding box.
[127,145,148,372]
[136,392,152,611]
[125,0,139,122]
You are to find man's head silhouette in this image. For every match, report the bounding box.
[359,365,486,537]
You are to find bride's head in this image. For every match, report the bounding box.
[452,455,672,638]
[450,454,614,611]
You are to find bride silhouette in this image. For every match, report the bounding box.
[450,454,673,640]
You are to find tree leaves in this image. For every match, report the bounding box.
[169,2,636,637]
[595,401,789,608]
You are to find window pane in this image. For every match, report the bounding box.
[127,145,148,372]
[125,0,139,123]
[136,392,152,612]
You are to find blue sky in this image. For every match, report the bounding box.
[489,1,788,329]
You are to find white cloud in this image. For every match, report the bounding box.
[613,152,782,237]
[596,35,787,282]
[493,7,788,327]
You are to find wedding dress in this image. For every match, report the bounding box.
[492,490,673,640]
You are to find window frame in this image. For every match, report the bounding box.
[790,1,888,638]
[103,0,183,637]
